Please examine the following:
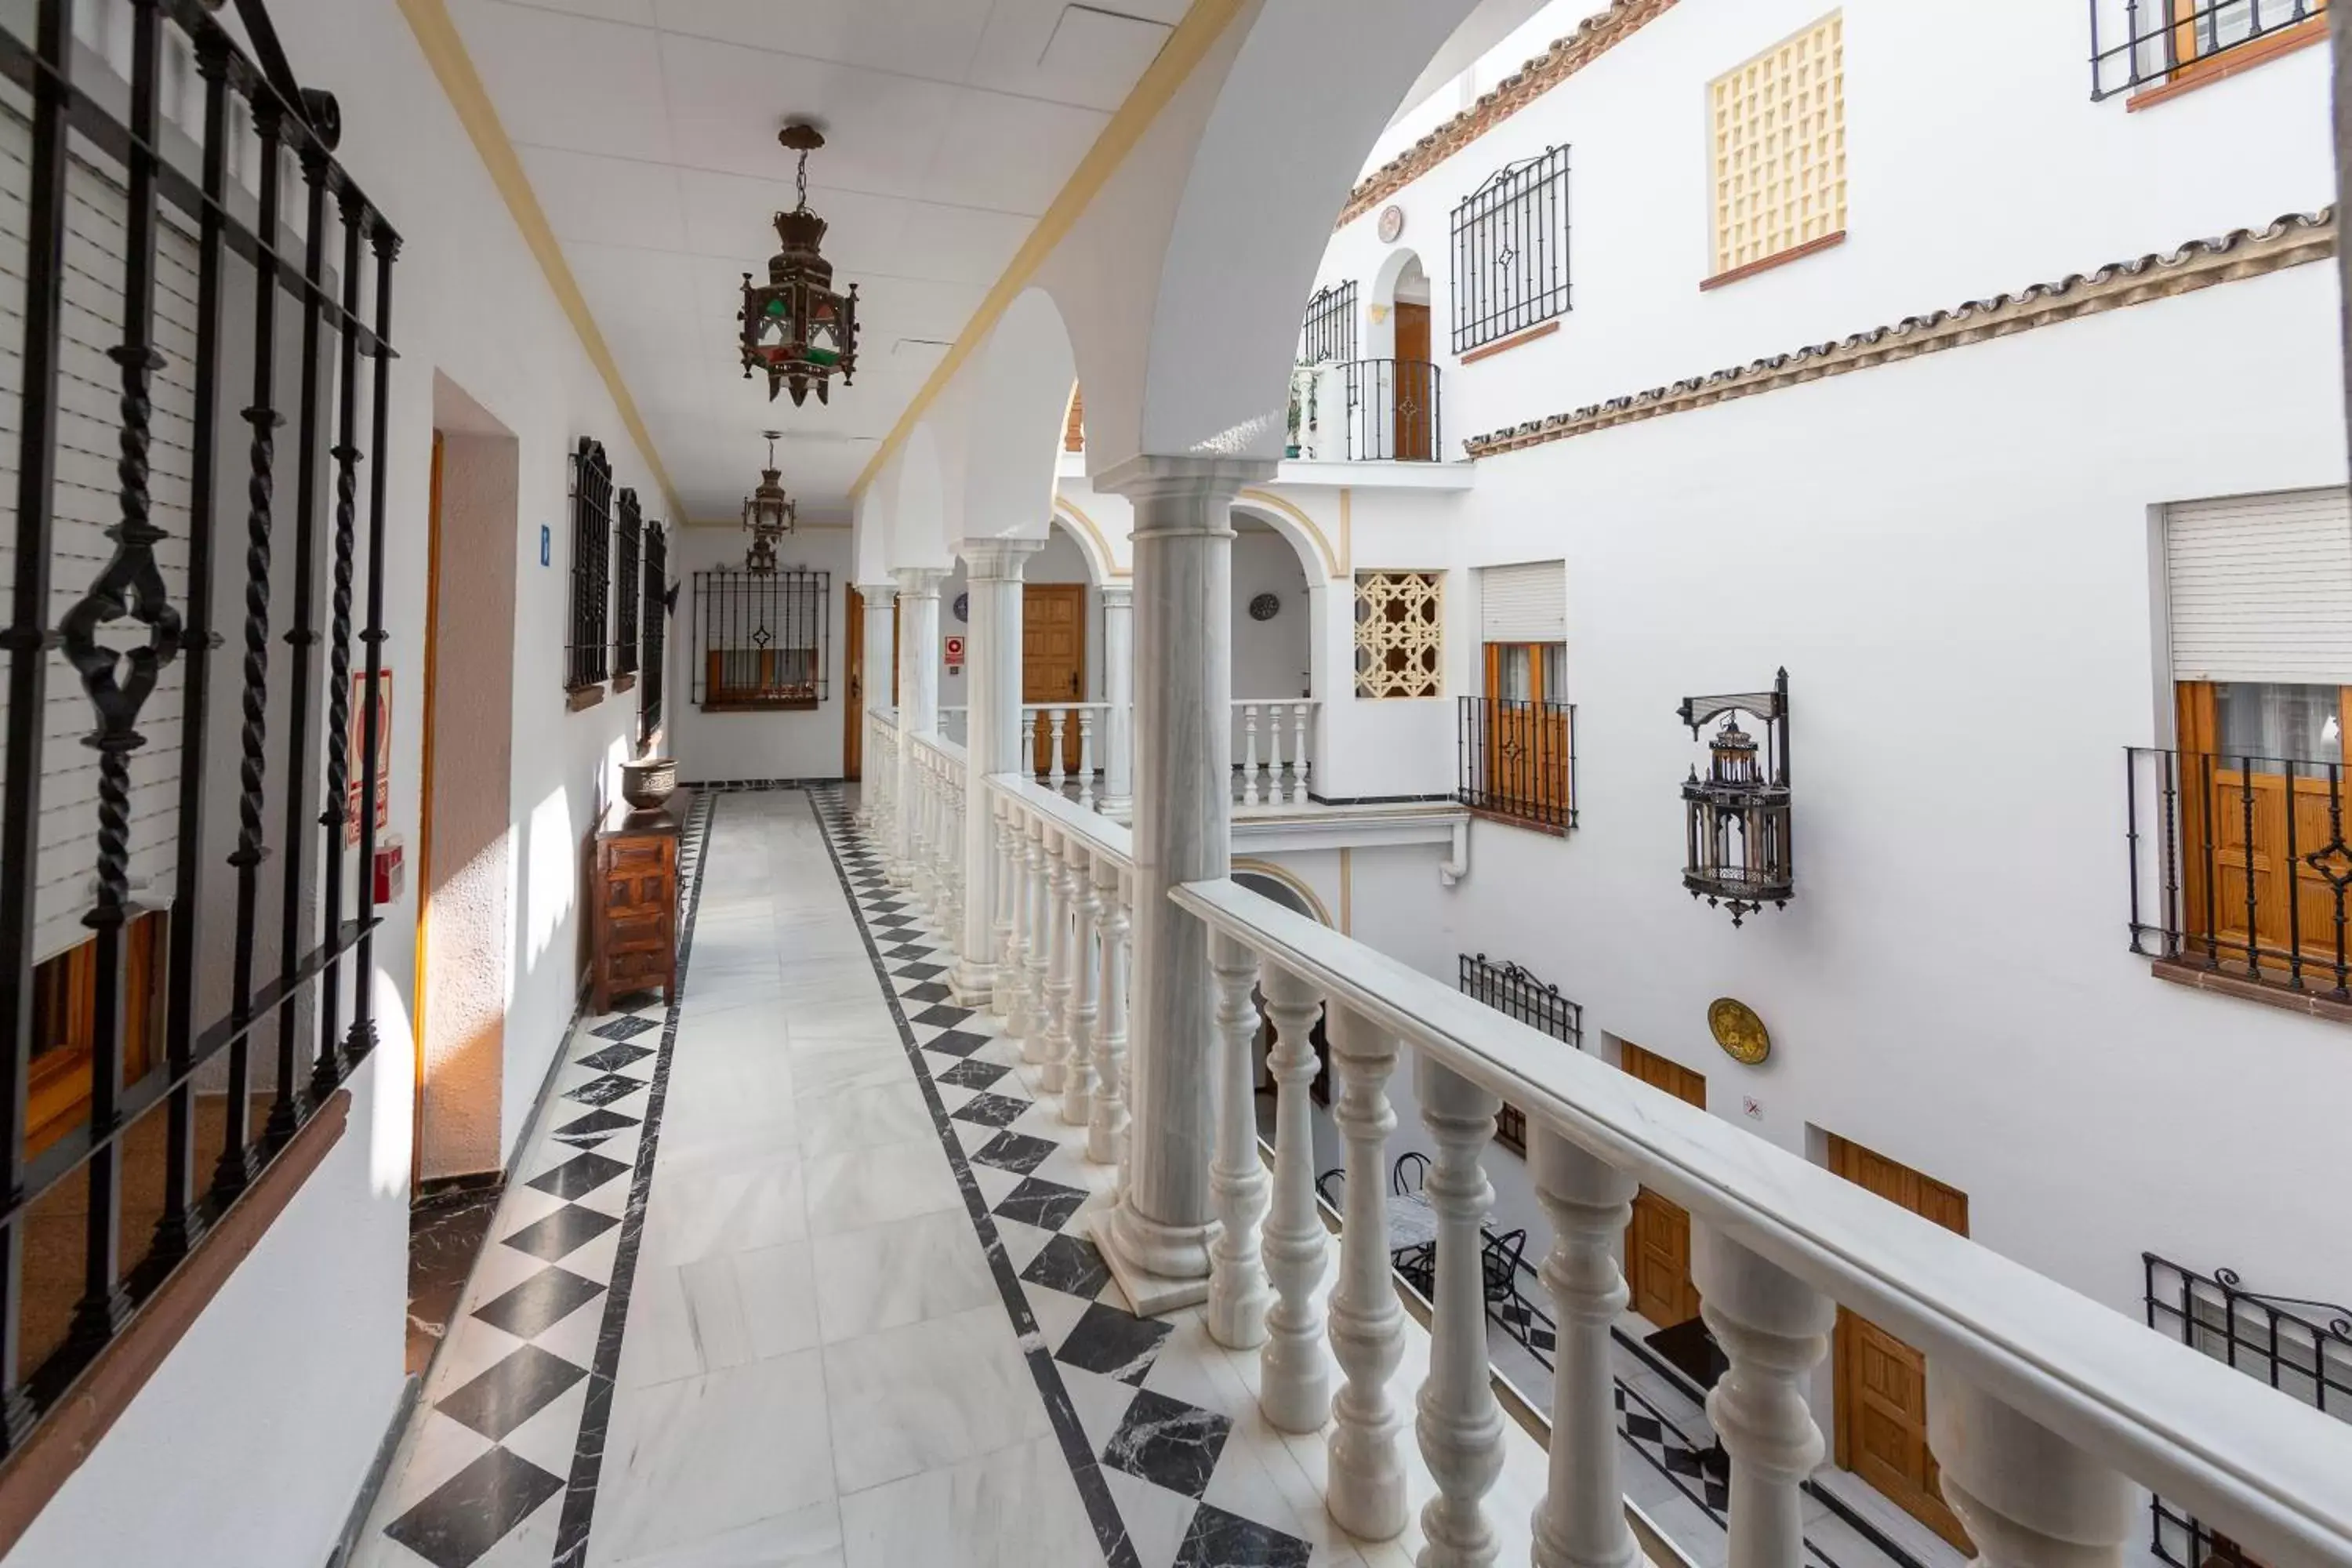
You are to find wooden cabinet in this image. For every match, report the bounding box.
[593,804,679,1014]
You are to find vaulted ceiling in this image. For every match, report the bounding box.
[448,0,1191,523]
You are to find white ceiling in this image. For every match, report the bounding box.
[451,0,1189,523]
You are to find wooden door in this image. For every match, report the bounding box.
[1393,303,1432,461]
[844,588,866,780]
[1828,1134,1973,1552]
[1482,642,1571,818]
[2176,681,2352,975]
[1023,583,1087,773]
[1619,1043,1705,1328]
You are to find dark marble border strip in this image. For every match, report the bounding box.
[803,786,1142,1568]
[550,791,717,1566]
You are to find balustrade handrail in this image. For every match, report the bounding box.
[989,771,1133,873]
[1169,874,2352,1567]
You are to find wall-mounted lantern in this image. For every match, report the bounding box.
[1678,669,1791,926]
[739,122,859,407]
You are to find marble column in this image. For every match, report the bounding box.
[1693,1228,1834,1568]
[1094,455,1272,1316]
[1100,583,1134,817]
[892,568,945,886]
[855,581,896,831]
[952,539,1042,1004]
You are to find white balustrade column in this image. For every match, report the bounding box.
[1530,1131,1642,1568]
[1097,454,1269,1315]
[994,804,1024,1026]
[942,789,964,956]
[1087,861,1130,1167]
[1205,931,1272,1350]
[893,568,946,887]
[1101,586,1133,816]
[1047,710,1069,786]
[1077,710,1098,807]
[1926,1369,2133,1568]
[1022,818,1052,1068]
[855,582,896,828]
[1291,703,1311,801]
[1262,705,1286,804]
[1242,703,1261,804]
[1040,827,1075,1093]
[952,541,1041,1004]
[1693,1229,1835,1568]
[1417,1058,1505,1567]
[1327,1004,1407,1541]
[1257,961,1330,1432]
[1062,852,1100,1127]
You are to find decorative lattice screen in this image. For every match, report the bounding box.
[1354,571,1444,699]
[1708,14,1845,278]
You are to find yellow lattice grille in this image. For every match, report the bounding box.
[1354,571,1445,699]
[1709,15,1846,278]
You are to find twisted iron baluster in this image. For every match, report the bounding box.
[343,220,401,1063]
[315,190,365,1093]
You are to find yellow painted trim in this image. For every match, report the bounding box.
[396,0,687,524]
[1053,495,1131,580]
[849,0,1253,501]
[1234,488,1339,579]
[1338,848,1353,935]
[1232,857,1333,928]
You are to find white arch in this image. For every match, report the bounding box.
[1367,244,1429,361]
[1229,492,1334,588]
[1047,506,1115,586]
[892,421,953,570]
[960,288,1078,546]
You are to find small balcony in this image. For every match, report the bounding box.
[1457,695,1577,833]
[1287,358,1443,464]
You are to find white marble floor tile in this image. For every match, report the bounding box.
[811,1208,997,1342]
[1102,1466,1196,1568]
[821,1303,1052,1494]
[636,1149,808,1266]
[802,1134,960,1236]
[792,1040,913,1097]
[606,1497,846,1568]
[837,1434,1100,1568]
[795,1079,936,1160]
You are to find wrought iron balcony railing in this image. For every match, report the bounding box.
[1288,358,1443,463]
[1458,695,1576,830]
[2089,0,2327,100]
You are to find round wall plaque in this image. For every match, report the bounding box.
[1248,592,1282,622]
[1377,204,1406,244]
[1708,998,1770,1065]
[953,591,969,623]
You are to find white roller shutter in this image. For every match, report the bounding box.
[1480,560,1566,643]
[2165,489,2352,684]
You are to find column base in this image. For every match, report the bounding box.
[1092,1200,1217,1318]
[949,960,996,1008]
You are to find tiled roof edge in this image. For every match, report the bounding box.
[1463,209,2337,459]
[1336,0,1679,230]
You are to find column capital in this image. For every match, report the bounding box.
[1094,453,1276,510]
[961,537,1045,580]
[855,579,899,602]
[892,565,949,598]
[1099,583,1133,609]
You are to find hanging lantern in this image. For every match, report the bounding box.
[742,430,794,573]
[739,122,859,407]
[1678,670,1792,926]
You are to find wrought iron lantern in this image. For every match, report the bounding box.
[1678,670,1791,926]
[739,122,859,407]
[741,430,794,573]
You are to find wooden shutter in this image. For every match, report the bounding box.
[1480,561,1566,643]
[2165,488,2352,685]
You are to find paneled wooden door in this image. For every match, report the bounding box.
[1828,1133,1974,1552]
[1618,1043,1706,1328]
[1483,641,1571,817]
[1023,583,1087,774]
[1393,302,1433,461]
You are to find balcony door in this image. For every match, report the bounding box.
[1828,1134,1973,1552]
[1481,641,1570,822]
[1392,301,1432,461]
[1618,1043,1704,1329]
[1023,583,1087,774]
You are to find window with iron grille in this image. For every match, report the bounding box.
[1300,281,1358,365]
[568,437,614,691]
[1450,144,1570,354]
[1459,953,1584,1153]
[641,523,668,748]
[693,568,831,710]
[613,488,642,681]
[2090,0,2326,100]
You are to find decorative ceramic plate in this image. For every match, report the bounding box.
[1708,997,1770,1065]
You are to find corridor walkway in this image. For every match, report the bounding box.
[354,785,1519,1568]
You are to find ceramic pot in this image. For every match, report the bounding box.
[621,756,677,811]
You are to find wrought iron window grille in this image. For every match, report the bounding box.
[613,486,641,681]
[0,0,400,1451]
[1458,953,1582,1153]
[640,521,667,750]
[1299,280,1358,365]
[1457,695,1575,829]
[1450,143,1570,355]
[2089,0,2325,100]
[2143,1254,2350,1568]
[691,567,829,712]
[566,437,613,691]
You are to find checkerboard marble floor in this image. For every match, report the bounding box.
[353,784,1564,1568]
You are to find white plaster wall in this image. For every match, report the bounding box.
[666,526,857,782]
[1232,527,1312,701]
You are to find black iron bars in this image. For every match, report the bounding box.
[641,522,667,750]
[1678,670,1792,926]
[343,221,400,1065]
[615,488,642,682]
[567,437,613,692]
[1450,143,1570,355]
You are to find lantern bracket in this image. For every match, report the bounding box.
[1677,667,1790,782]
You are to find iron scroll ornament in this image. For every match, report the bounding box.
[1249,592,1282,622]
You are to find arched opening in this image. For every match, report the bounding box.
[1232,514,1311,702]
[939,515,1106,771]
[1367,249,1436,461]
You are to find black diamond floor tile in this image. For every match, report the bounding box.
[1173,1503,1311,1568]
[550,1107,639,1145]
[952,1092,1030,1130]
[525,1150,633,1200]
[887,943,936,960]
[924,1028,991,1057]
[502,1202,621,1261]
[938,1058,1009,1091]
[892,961,946,980]
[564,1073,643,1108]
[589,1014,659,1041]
[902,981,953,1004]
[1022,1231,1113,1300]
[972,1128,1057,1174]
[434,1345,589,1441]
[910,1003,973,1028]
[383,1446,565,1568]
[471,1265,606,1338]
[994,1175,1087,1231]
[1054,1299,1172,1385]
[1102,1388,1230,1500]
[576,1041,656,1073]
